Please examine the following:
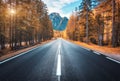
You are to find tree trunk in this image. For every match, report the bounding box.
[112,0,116,47]
[86,6,89,43]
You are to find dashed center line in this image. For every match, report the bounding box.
[56,54,61,76]
[56,42,62,81]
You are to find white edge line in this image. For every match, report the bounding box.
[0,46,41,64]
[93,51,101,55]
[72,42,91,51]
[81,47,91,51]
[106,57,120,64]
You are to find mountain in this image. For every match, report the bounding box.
[49,12,68,31]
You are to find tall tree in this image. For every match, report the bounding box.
[0,0,53,51]
[111,0,116,47]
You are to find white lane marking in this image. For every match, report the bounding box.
[56,42,62,81]
[93,51,101,55]
[59,44,61,49]
[58,48,60,54]
[0,46,42,64]
[81,47,91,51]
[56,54,61,76]
[106,57,120,64]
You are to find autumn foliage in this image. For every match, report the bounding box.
[0,0,53,53]
[67,0,120,47]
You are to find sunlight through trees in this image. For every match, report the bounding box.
[0,0,53,53]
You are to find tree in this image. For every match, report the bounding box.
[0,0,53,51]
[0,0,7,49]
[66,13,77,40]
[95,14,104,45]
[116,1,120,46]
[79,0,100,43]
[111,0,116,47]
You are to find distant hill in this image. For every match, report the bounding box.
[49,12,68,31]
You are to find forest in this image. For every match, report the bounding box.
[67,0,120,48]
[0,0,53,55]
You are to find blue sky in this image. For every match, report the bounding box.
[42,0,82,18]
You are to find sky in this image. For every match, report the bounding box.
[42,0,82,18]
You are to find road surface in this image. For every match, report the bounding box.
[0,38,120,81]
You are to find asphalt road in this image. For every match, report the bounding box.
[0,38,120,81]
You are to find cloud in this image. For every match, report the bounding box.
[42,0,79,18]
[59,0,79,4]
